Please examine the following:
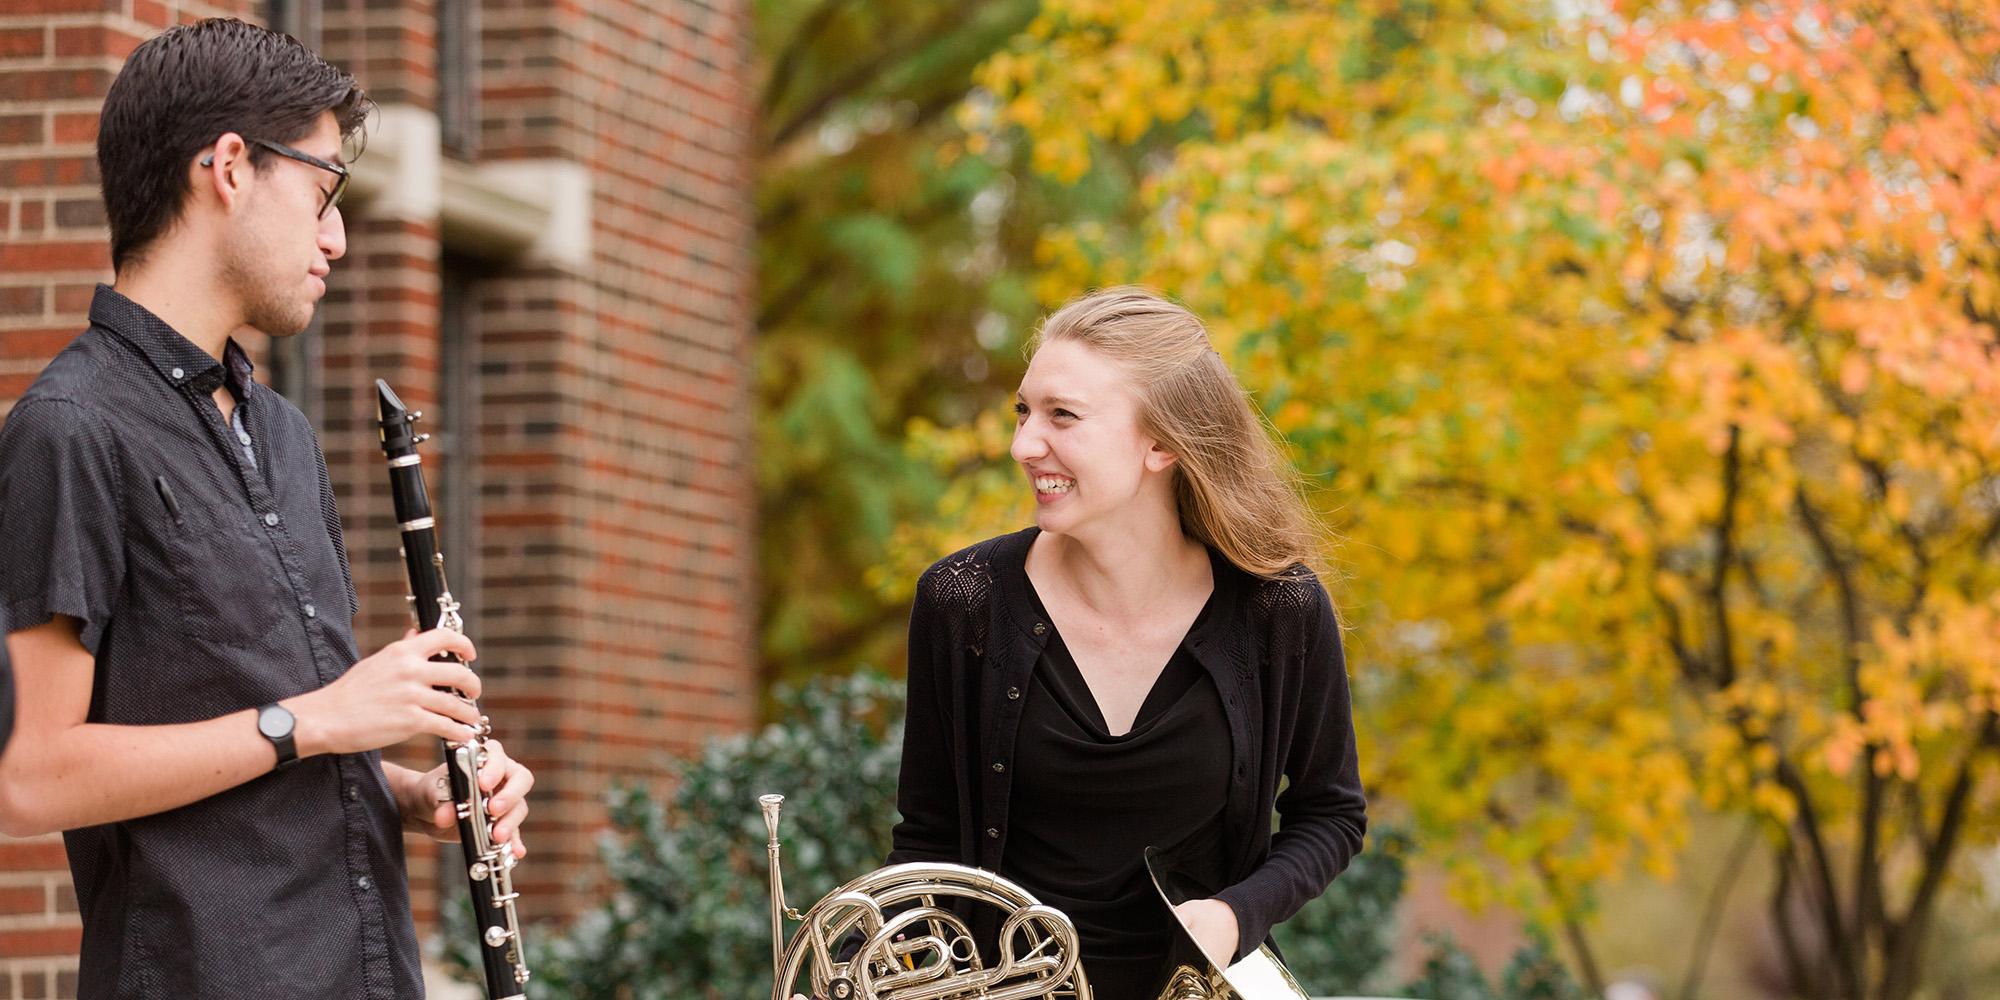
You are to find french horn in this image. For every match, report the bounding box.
[760,794,1090,1000]
[758,794,1314,1000]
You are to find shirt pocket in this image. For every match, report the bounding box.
[161,498,287,648]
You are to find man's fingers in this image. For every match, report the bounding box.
[416,702,480,743]
[476,739,507,790]
[416,687,483,729]
[419,660,483,702]
[487,762,534,812]
[408,626,477,663]
[431,801,461,840]
[492,799,529,845]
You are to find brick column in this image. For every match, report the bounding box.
[0,0,759,990]
[426,0,761,919]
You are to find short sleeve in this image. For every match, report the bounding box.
[0,604,13,753]
[0,399,128,654]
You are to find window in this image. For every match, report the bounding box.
[438,0,480,159]
[261,0,323,425]
[263,0,320,48]
[436,254,484,616]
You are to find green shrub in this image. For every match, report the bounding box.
[509,670,906,999]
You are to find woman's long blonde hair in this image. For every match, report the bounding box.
[1029,287,1326,579]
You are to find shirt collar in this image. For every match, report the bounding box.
[90,284,257,399]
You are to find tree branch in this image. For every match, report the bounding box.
[762,3,981,155]
[1771,755,1863,1000]
[1652,584,1710,686]
[1880,711,2000,1000]
[1558,912,1607,1000]
[1856,454,1930,629]
[1708,424,1743,689]
[1677,816,1760,1000]
[1771,842,1817,998]
[1978,507,2000,561]
[1794,485,1886,938]
[1526,853,1606,999]
[761,0,854,122]
[1407,477,1616,543]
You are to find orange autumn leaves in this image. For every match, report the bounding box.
[895,0,2000,952]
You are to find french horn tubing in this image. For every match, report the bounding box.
[758,794,1315,1000]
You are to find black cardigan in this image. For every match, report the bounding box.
[889,527,1367,962]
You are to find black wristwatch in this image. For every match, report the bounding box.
[257,703,298,770]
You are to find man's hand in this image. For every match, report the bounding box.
[285,628,482,757]
[395,739,533,859]
[1172,898,1240,968]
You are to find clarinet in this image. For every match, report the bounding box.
[375,379,531,998]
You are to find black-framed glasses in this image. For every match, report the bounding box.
[250,138,349,218]
[203,137,349,218]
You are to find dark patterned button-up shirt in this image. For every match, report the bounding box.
[0,286,422,999]
[0,606,12,753]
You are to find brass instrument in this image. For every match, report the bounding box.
[760,794,1091,1000]
[757,795,1314,1000]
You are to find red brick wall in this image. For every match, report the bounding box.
[0,0,758,991]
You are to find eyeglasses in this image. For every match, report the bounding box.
[201,137,350,219]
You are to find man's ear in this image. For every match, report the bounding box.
[194,132,251,211]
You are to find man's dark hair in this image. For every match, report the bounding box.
[97,18,372,270]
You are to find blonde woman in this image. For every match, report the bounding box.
[890,288,1366,1000]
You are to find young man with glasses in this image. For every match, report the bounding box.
[0,19,533,998]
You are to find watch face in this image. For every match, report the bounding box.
[258,704,294,740]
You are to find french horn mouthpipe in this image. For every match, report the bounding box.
[761,793,789,985]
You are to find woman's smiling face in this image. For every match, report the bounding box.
[1011,338,1175,534]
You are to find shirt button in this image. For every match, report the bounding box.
[263,512,280,527]
[345,783,359,801]
[304,603,317,618]
[991,762,1005,773]
[985,827,1000,839]
[1006,687,1021,700]
[1032,622,1047,636]
[171,367,184,380]
[237,429,252,445]
[356,875,373,891]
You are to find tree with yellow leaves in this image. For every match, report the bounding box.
[894,2,2000,997]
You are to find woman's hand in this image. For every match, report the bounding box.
[1172,898,1240,967]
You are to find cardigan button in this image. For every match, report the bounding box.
[991,762,1005,773]
[986,827,1000,839]
[1006,687,1021,700]
[1032,621,1047,636]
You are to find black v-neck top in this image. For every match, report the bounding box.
[999,586,1231,1000]
[890,528,1367,970]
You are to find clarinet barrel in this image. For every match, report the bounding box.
[376,378,531,999]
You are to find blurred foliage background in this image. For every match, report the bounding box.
[739,0,2000,998]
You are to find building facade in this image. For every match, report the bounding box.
[0,0,759,993]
